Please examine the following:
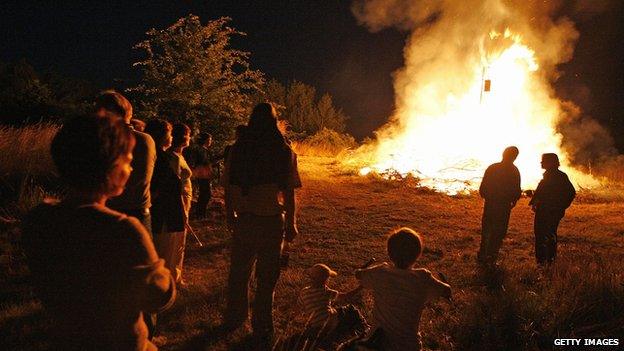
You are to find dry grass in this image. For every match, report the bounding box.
[0,124,58,178]
[2,156,624,350]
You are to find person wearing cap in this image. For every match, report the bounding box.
[477,146,522,266]
[529,153,576,265]
[300,263,367,346]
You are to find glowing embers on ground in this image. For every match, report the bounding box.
[352,29,575,195]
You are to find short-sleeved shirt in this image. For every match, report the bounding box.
[21,200,175,350]
[225,145,301,216]
[358,263,449,351]
[300,285,339,327]
[108,128,156,211]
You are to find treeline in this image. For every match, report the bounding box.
[0,60,96,125]
[0,15,351,152]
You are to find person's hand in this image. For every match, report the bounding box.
[285,221,298,242]
[226,213,236,232]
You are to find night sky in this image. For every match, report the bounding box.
[1,1,623,145]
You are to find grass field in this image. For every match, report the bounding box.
[2,155,624,350]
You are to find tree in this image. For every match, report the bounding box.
[257,79,348,138]
[131,15,264,149]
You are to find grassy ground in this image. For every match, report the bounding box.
[2,155,624,350]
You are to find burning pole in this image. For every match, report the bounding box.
[479,66,491,104]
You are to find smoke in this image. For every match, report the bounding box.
[351,0,617,177]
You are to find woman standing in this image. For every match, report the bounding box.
[146,120,192,285]
[21,114,175,350]
[223,103,301,345]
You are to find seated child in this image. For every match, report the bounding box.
[300,263,368,340]
[354,227,451,351]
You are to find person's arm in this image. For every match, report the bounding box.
[425,270,451,300]
[563,174,576,209]
[529,179,544,210]
[479,166,491,199]
[283,187,298,242]
[125,218,176,313]
[335,286,363,304]
[223,153,235,230]
[511,167,522,207]
[284,151,301,242]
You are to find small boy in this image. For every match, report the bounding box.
[300,263,367,341]
[355,227,451,351]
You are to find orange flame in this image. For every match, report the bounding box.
[347,29,597,195]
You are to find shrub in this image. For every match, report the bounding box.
[292,128,357,157]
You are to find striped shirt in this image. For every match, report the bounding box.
[300,285,339,328]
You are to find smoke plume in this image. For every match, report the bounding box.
[351,0,617,184]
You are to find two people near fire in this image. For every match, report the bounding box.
[21,114,176,350]
[479,147,576,266]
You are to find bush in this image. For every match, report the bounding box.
[292,128,357,157]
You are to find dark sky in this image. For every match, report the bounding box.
[1,1,623,144]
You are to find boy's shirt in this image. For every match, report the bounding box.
[358,262,448,351]
[300,285,339,328]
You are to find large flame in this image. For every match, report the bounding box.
[348,27,596,195]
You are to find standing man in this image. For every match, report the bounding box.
[223,103,301,347]
[477,146,522,266]
[95,91,156,233]
[94,90,159,338]
[529,153,576,265]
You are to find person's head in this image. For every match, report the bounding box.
[51,114,135,198]
[387,227,423,269]
[171,123,191,150]
[541,153,560,170]
[145,119,172,150]
[130,118,146,132]
[247,103,282,141]
[94,90,133,123]
[198,132,212,148]
[306,263,337,286]
[502,146,519,163]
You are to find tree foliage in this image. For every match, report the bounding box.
[0,60,95,125]
[130,15,264,149]
[257,79,348,139]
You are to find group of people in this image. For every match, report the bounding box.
[478,146,576,267]
[19,89,577,351]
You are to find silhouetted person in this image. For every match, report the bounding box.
[477,146,521,265]
[529,153,575,265]
[185,132,214,219]
[21,114,175,350]
[223,103,301,346]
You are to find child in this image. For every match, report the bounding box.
[354,227,451,351]
[300,263,368,343]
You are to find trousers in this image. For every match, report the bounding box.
[225,213,284,335]
[478,201,512,264]
[534,208,564,264]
